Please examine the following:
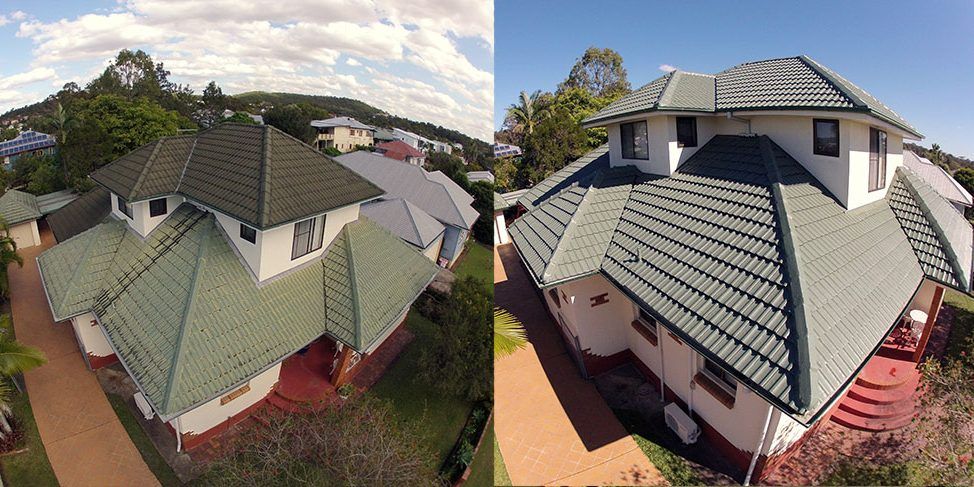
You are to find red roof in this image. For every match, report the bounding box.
[377,140,424,161]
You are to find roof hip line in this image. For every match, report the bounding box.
[129,141,164,198]
[758,136,812,411]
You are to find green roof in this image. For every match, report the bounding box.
[516,145,610,211]
[511,136,970,422]
[90,124,384,229]
[47,187,111,243]
[0,189,41,226]
[38,204,437,418]
[583,56,922,138]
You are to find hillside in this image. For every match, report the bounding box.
[905,142,974,172]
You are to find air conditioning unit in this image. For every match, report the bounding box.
[664,403,700,444]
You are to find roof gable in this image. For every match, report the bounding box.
[0,189,41,225]
[360,198,445,248]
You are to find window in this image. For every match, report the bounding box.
[813,119,839,157]
[148,198,167,217]
[116,195,133,219]
[239,223,257,244]
[868,127,887,192]
[291,214,325,260]
[621,121,649,160]
[676,117,697,148]
[633,308,658,346]
[548,288,561,308]
[702,358,737,394]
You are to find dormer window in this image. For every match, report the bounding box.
[291,215,325,260]
[676,117,697,148]
[117,196,133,219]
[621,121,649,160]
[240,223,257,244]
[813,119,839,157]
[149,198,168,217]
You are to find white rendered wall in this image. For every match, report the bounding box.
[6,220,40,248]
[422,233,445,262]
[553,275,632,357]
[173,363,281,436]
[111,193,185,237]
[494,212,510,245]
[70,312,115,359]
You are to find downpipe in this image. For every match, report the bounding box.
[744,404,774,486]
[726,112,753,135]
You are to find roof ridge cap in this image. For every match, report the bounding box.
[797,55,865,108]
[758,135,812,411]
[654,70,677,110]
[422,168,470,227]
[343,223,362,349]
[258,125,271,228]
[129,140,164,199]
[174,136,198,194]
[544,181,599,281]
[58,223,114,315]
[160,215,213,415]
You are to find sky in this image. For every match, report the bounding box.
[0,0,493,141]
[496,0,974,158]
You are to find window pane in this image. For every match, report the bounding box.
[814,119,839,156]
[621,123,634,159]
[311,215,325,251]
[291,219,313,259]
[149,198,167,217]
[869,128,887,191]
[676,117,697,147]
[239,224,256,244]
[621,121,648,160]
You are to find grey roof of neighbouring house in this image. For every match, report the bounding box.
[360,198,445,249]
[902,150,973,207]
[90,123,384,230]
[36,190,80,215]
[47,187,111,243]
[0,189,41,225]
[38,203,438,419]
[310,116,374,131]
[510,135,970,423]
[336,151,479,229]
[583,56,921,138]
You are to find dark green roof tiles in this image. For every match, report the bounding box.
[47,187,112,243]
[583,56,921,137]
[517,145,610,210]
[0,189,42,225]
[38,204,437,417]
[92,124,384,229]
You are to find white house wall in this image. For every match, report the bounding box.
[111,193,185,237]
[552,275,632,357]
[69,312,115,360]
[6,220,40,248]
[174,363,281,436]
[422,233,445,262]
[494,212,510,245]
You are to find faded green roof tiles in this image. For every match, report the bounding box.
[91,124,384,229]
[583,56,921,138]
[47,187,111,243]
[38,204,437,418]
[0,189,42,226]
[516,145,610,210]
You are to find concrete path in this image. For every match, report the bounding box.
[9,224,159,487]
[494,244,665,486]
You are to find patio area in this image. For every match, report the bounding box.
[267,338,341,412]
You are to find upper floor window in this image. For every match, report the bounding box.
[621,121,649,160]
[291,214,325,260]
[676,117,697,148]
[149,198,168,217]
[702,358,737,395]
[117,196,133,219]
[240,223,257,244]
[868,127,887,192]
[813,119,839,157]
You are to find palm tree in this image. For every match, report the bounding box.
[506,90,542,136]
[48,102,76,186]
[494,307,527,358]
[0,217,23,300]
[0,315,46,441]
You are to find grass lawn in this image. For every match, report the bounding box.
[613,409,701,486]
[369,310,475,466]
[943,288,974,359]
[454,241,492,289]
[105,394,181,486]
[1,391,58,486]
[492,432,512,486]
[465,417,497,487]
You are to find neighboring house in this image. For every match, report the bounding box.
[311,117,375,152]
[376,140,426,166]
[336,151,479,268]
[494,192,512,245]
[508,56,973,482]
[0,190,42,248]
[493,143,522,158]
[903,150,972,213]
[361,198,446,261]
[0,130,57,168]
[467,171,495,184]
[373,128,397,144]
[392,128,452,154]
[36,123,438,451]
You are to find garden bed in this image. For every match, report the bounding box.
[440,401,492,485]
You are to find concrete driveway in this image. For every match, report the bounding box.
[494,244,664,486]
[9,223,159,487]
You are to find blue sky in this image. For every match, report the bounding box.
[496,0,974,157]
[0,1,493,140]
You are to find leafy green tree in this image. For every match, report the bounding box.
[558,47,631,99]
[427,151,469,186]
[264,103,329,143]
[322,146,342,157]
[505,90,544,138]
[954,168,974,202]
[0,219,23,300]
[26,157,64,195]
[494,308,527,358]
[493,156,519,192]
[198,81,228,127]
[87,49,166,101]
[522,107,588,184]
[0,127,17,142]
[468,180,494,245]
[47,102,76,185]
[420,276,492,401]
[69,95,189,162]
[545,87,615,147]
[220,112,259,125]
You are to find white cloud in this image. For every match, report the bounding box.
[0,67,56,90]
[0,11,26,26]
[7,0,493,140]
[659,64,678,73]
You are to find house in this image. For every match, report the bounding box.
[903,150,972,213]
[0,130,56,168]
[493,143,522,158]
[336,151,479,268]
[373,128,397,144]
[376,140,426,166]
[311,116,375,152]
[494,192,513,245]
[507,56,973,482]
[36,123,439,451]
[0,190,42,248]
[392,127,452,154]
[467,171,495,184]
[360,198,446,261]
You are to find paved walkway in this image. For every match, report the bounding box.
[494,244,664,486]
[9,224,159,487]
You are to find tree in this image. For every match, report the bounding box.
[427,152,468,186]
[558,47,630,99]
[87,49,166,101]
[220,112,259,125]
[264,103,329,143]
[202,395,439,485]
[25,157,64,195]
[0,315,46,443]
[420,276,492,401]
[197,81,228,127]
[929,143,948,168]
[0,219,23,300]
[494,308,527,358]
[47,102,76,185]
[521,106,588,184]
[954,168,974,204]
[505,90,543,139]
[69,95,190,162]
